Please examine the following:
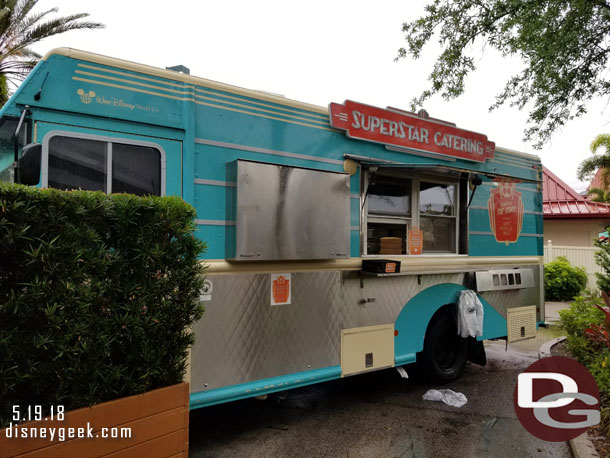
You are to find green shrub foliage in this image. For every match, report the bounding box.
[595,238,610,293]
[560,296,606,364]
[544,256,588,301]
[560,296,610,421]
[0,184,205,427]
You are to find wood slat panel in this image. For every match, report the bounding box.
[100,429,186,458]
[0,383,188,458]
[183,381,189,456]
[19,406,185,458]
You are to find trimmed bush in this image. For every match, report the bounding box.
[595,238,610,293]
[544,256,588,301]
[0,184,205,428]
[560,296,610,435]
[560,296,606,364]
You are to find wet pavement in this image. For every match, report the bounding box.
[189,337,572,458]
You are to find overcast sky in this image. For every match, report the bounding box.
[28,0,610,192]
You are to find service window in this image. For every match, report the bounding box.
[366,176,411,254]
[363,170,461,255]
[46,134,162,196]
[419,181,457,253]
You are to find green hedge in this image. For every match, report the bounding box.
[0,184,205,428]
[559,296,607,366]
[560,296,610,433]
[594,238,610,293]
[544,256,588,301]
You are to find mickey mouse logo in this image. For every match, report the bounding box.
[77,88,95,104]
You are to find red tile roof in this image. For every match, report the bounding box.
[543,166,610,218]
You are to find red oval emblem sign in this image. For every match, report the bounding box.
[514,356,600,442]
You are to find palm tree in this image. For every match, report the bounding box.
[578,134,610,203]
[587,187,610,203]
[0,0,103,105]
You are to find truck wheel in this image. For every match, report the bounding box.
[420,311,467,383]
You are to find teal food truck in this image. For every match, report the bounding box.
[0,48,544,409]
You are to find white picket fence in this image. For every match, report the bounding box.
[543,240,601,290]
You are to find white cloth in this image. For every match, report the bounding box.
[457,290,484,338]
[423,389,468,408]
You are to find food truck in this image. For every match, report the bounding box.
[0,48,544,409]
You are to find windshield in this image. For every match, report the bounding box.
[0,117,29,182]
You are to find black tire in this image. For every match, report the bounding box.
[419,311,467,383]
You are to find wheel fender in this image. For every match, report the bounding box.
[393,283,506,365]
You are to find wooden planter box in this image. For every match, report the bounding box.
[0,382,189,458]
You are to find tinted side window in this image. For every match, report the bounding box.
[48,136,107,192]
[46,135,162,196]
[112,143,160,196]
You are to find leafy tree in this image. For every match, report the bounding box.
[0,73,7,107]
[0,0,103,104]
[397,0,610,148]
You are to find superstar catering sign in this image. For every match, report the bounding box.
[329,101,495,163]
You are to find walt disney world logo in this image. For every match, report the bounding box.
[77,88,96,104]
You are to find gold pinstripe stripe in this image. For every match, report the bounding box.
[495,152,540,165]
[47,48,328,114]
[75,69,193,94]
[192,88,328,122]
[77,62,197,89]
[77,63,329,122]
[75,69,330,127]
[72,76,337,132]
[494,153,541,167]
[495,146,540,161]
[490,157,539,172]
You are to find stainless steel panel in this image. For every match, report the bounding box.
[231,160,350,260]
[478,266,542,320]
[191,272,344,392]
[190,263,543,393]
[475,268,535,291]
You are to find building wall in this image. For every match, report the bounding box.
[544,219,609,247]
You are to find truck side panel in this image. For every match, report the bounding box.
[0,49,546,409]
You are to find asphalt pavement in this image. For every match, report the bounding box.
[189,339,572,458]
